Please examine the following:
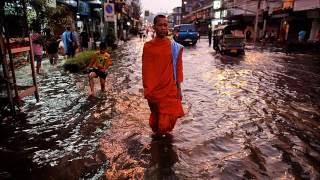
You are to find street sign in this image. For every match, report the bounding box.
[104,2,115,22]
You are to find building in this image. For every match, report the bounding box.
[268,0,320,42]
[181,0,194,23]
[292,0,320,42]
[221,0,320,42]
[211,0,227,28]
[181,0,213,35]
[56,0,102,33]
[168,6,182,29]
[168,14,175,29]
[222,0,282,41]
[173,7,182,26]
[55,0,141,42]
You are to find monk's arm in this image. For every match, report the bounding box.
[176,48,183,100]
[142,45,156,101]
[177,48,183,83]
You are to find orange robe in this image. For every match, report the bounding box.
[142,37,184,134]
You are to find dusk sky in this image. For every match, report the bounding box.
[140,0,181,14]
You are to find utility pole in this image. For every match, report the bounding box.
[253,0,262,44]
[262,0,269,40]
[76,0,80,30]
[101,1,105,42]
[245,0,248,15]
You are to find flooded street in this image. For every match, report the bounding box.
[1,38,320,179]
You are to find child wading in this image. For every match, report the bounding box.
[88,42,112,96]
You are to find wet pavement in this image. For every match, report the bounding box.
[0,37,320,179]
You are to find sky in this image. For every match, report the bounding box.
[140,0,181,14]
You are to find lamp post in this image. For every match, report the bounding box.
[262,5,269,39]
[253,0,262,45]
[182,1,187,23]
[76,0,80,29]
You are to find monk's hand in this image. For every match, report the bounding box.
[178,89,182,100]
[177,83,182,100]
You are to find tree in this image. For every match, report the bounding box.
[46,5,74,36]
[0,0,53,36]
[131,0,142,20]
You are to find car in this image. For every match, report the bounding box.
[213,24,245,55]
[173,24,199,45]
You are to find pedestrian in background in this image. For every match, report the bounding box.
[142,14,184,136]
[62,26,73,58]
[246,30,252,42]
[80,29,89,52]
[298,30,306,42]
[315,30,320,51]
[316,30,320,42]
[46,34,59,65]
[270,30,276,43]
[139,28,144,40]
[31,30,44,74]
[88,42,112,96]
[71,28,79,56]
[208,27,212,46]
[93,31,100,50]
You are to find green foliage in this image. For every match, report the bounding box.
[46,6,74,34]
[1,0,54,32]
[63,51,96,73]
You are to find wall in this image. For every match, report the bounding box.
[294,0,320,11]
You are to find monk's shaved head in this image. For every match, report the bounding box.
[153,14,166,25]
[153,14,168,38]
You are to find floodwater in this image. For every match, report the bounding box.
[0,38,320,179]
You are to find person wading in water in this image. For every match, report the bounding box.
[142,15,185,137]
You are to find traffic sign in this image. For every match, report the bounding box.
[104,2,115,22]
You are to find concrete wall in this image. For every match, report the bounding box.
[294,0,320,11]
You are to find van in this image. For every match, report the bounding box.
[173,24,199,45]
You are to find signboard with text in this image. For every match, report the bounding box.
[104,2,115,22]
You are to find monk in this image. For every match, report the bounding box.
[142,15,184,135]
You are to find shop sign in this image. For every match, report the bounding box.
[79,1,90,16]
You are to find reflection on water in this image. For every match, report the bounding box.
[0,59,112,179]
[145,134,179,180]
[0,38,319,179]
[176,43,320,179]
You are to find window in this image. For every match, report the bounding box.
[213,0,221,9]
[221,10,227,18]
[186,6,192,12]
[214,11,221,18]
[180,25,196,32]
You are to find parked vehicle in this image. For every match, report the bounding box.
[213,24,245,55]
[173,24,199,45]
